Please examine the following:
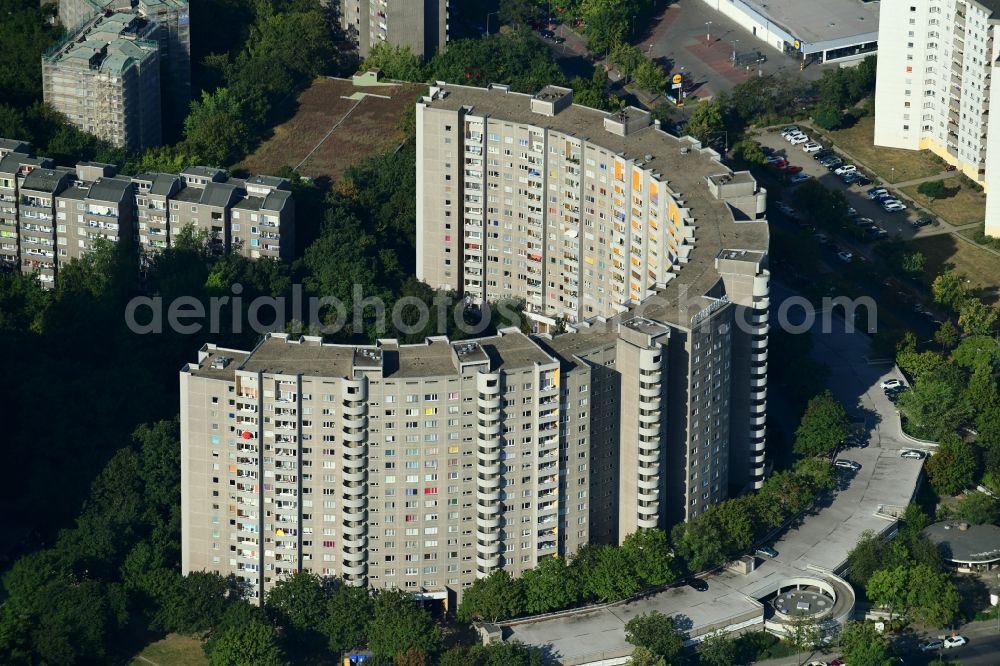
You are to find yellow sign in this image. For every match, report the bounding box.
[793,40,800,49]
[672,74,683,84]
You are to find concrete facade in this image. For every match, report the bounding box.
[0,142,295,286]
[180,84,771,604]
[874,0,1000,235]
[338,0,447,59]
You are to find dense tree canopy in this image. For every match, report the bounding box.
[793,390,851,457]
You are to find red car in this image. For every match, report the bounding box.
[784,165,803,175]
[770,159,788,169]
[830,658,846,666]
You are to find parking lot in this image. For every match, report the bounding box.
[757,127,944,248]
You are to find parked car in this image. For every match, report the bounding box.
[780,125,800,134]
[837,250,853,262]
[756,545,779,558]
[814,150,835,160]
[789,173,812,184]
[687,578,709,591]
[842,172,863,183]
[854,216,874,227]
[843,434,868,449]
[766,155,785,165]
[900,449,926,459]
[834,459,861,471]
[945,164,958,171]
[834,164,857,175]
[785,165,803,175]
[823,159,844,169]
[943,636,967,649]
[539,28,556,38]
[770,158,788,169]
[884,201,907,212]
[868,187,889,198]
[920,640,944,652]
[789,134,810,145]
[802,142,823,152]
[881,379,904,389]
[912,217,936,228]
[853,176,872,186]
[783,130,806,140]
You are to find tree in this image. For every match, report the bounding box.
[571,68,623,111]
[934,320,959,350]
[958,491,1000,524]
[731,139,767,166]
[958,298,999,336]
[866,566,910,620]
[627,646,667,666]
[182,88,252,166]
[793,390,850,458]
[813,103,844,130]
[362,44,426,82]
[931,271,971,312]
[440,641,543,666]
[846,531,905,588]
[395,647,430,666]
[610,43,645,80]
[265,572,330,656]
[621,529,676,589]
[522,556,582,614]
[906,565,961,628]
[366,590,442,659]
[633,59,667,93]
[786,611,820,660]
[839,621,894,666]
[671,515,726,572]
[624,611,685,662]
[684,99,726,147]
[918,180,948,200]
[901,251,926,275]
[697,630,738,666]
[576,544,641,602]
[499,0,542,26]
[925,434,978,495]
[322,583,373,655]
[897,380,972,441]
[580,0,630,54]
[457,569,525,623]
[208,614,288,666]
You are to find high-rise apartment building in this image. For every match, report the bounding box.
[58,0,191,135]
[180,84,770,605]
[338,0,448,59]
[0,142,296,285]
[874,0,1000,235]
[42,11,162,151]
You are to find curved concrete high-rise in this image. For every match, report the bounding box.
[181,84,770,605]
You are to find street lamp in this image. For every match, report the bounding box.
[485,11,499,36]
[632,15,637,38]
[891,166,896,183]
[706,21,712,44]
[732,39,740,62]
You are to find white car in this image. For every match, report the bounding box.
[781,125,800,134]
[783,130,804,140]
[789,134,810,145]
[900,449,926,460]
[884,201,907,212]
[834,165,857,175]
[834,459,861,471]
[943,635,967,649]
[868,189,889,200]
[802,142,823,153]
[880,379,904,390]
[837,251,853,262]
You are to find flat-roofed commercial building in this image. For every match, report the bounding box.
[338,0,447,59]
[698,0,879,63]
[180,84,770,604]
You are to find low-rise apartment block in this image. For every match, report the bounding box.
[338,0,448,59]
[0,140,296,285]
[874,0,1000,236]
[180,84,770,605]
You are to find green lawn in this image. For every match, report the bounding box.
[901,177,986,226]
[129,634,207,666]
[814,115,944,184]
[909,234,1000,301]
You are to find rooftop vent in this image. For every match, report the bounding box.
[210,356,232,370]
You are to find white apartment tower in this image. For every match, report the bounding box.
[874,0,1000,235]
